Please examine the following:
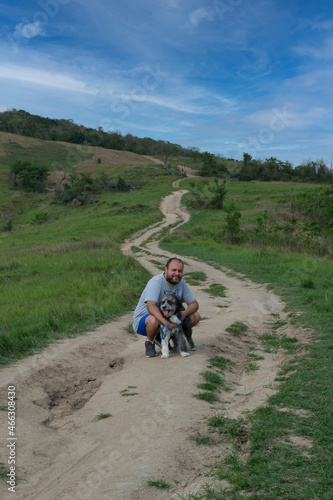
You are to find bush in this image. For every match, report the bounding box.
[57,173,102,204]
[224,207,241,244]
[10,161,49,192]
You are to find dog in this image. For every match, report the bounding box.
[157,292,197,359]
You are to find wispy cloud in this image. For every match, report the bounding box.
[1,0,333,165]
[189,8,214,27]
[294,35,333,60]
[14,21,45,40]
[0,64,93,93]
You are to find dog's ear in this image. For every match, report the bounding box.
[174,294,183,309]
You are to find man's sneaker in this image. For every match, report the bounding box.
[145,340,158,358]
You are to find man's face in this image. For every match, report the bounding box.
[164,260,184,286]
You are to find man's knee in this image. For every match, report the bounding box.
[191,311,200,327]
[146,314,159,331]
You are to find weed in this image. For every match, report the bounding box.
[176,480,230,499]
[193,391,219,403]
[186,271,207,285]
[208,355,233,371]
[270,318,288,330]
[120,386,138,396]
[225,322,248,336]
[190,434,215,446]
[201,371,224,387]
[260,333,299,353]
[208,414,248,443]
[203,283,226,297]
[0,462,9,481]
[126,323,135,335]
[147,478,171,489]
[93,413,112,421]
[248,352,264,361]
[245,361,260,373]
[197,382,219,392]
[209,449,249,486]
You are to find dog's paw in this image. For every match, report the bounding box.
[161,353,169,359]
[190,346,197,351]
[180,351,190,357]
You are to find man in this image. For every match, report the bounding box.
[132,257,200,357]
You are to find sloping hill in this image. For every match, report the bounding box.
[0,131,164,214]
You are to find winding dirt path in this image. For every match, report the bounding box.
[0,177,306,499]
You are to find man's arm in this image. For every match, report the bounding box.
[181,299,199,320]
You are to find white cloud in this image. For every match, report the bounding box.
[189,8,214,27]
[0,64,94,94]
[14,21,45,40]
[294,35,333,60]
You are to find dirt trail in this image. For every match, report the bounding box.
[0,174,306,499]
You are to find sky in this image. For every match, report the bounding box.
[0,0,332,166]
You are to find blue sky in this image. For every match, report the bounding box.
[0,0,332,166]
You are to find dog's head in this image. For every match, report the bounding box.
[159,293,182,319]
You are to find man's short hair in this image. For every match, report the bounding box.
[165,257,184,269]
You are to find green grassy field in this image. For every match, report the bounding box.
[161,183,333,500]
[0,133,177,363]
[1,134,332,498]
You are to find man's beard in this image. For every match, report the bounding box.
[165,274,181,285]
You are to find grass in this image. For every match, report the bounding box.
[186,271,207,285]
[190,434,215,446]
[93,413,112,421]
[208,414,249,443]
[120,386,138,396]
[259,333,299,354]
[0,462,9,482]
[193,391,219,403]
[208,355,234,371]
[225,322,249,336]
[0,155,177,364]
[244,361,260,373]
[147,479,172,490]
[203,283,227,297]
[161,182,333,499]
[193,356,232,404]
[2,138,333,499]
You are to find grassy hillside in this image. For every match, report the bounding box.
[161,180,333,500]
[1,131,333,498]
[0,132,177,364]
[0,131,165,213]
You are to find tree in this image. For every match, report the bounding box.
[225,207,241,244]
[208,178,227,209]
[199,152,228,177]
[10,161,49,192]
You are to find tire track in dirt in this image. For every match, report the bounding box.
[0,176,308,500]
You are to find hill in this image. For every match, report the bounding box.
[0,131,167,216]
[1,109,333,183]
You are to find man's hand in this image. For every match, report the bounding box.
[164,320,177,331]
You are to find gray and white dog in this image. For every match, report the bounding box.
[157,292,196,359]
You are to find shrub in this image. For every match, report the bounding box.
[10,160,49,192]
